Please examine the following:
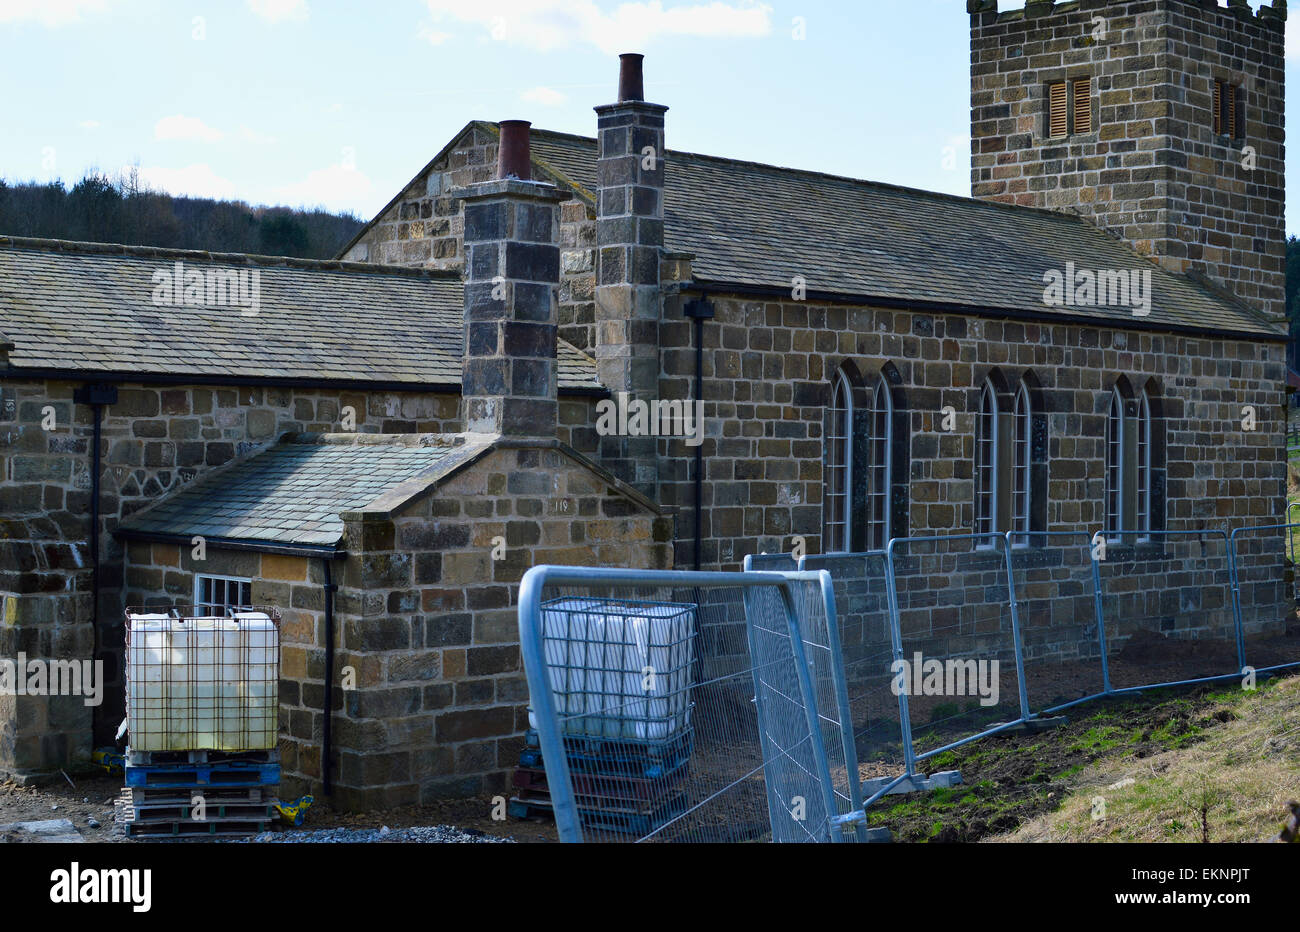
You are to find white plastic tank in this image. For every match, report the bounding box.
[126,612,278,751]
[531,597,694,742]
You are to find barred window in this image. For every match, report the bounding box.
[975,378,999,540]
[824,369,853,553]
[867,379,893,551]
[1136,388,1152,540]
[1012,383,1031,546]
[1105,383,1157,541]
[196,575,252,615]
[1105,388,1125,540]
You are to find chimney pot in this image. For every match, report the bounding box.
[497,120,531,181]
[618,53,645,102]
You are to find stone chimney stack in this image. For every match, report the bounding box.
[455,120,566,438]
[595,52,667,489]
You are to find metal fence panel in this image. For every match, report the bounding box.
[1005,532,1108,715]
[886,534,1025,763]
[1230,523,1300,676]
[518,565,858,843]
[797,552,910,783]
[1095,530,1238,690]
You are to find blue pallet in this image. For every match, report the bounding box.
[125,760,280,789]
[564,731,694,779]
[509,792,689,837]
[519,729,694,780]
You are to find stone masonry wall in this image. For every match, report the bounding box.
[651,290,1289,668]
[0,375,459,754]
[327,442,672,810]
[970,0,1287,321]
[118,544,326,792]
[656,293,1286,567]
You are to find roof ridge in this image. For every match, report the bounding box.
[282,432,475,447]
[0,235,462,281]
[523,124,1096,226]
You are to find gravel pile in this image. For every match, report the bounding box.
[241,824,514,843]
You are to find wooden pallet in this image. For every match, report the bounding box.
[128,786,268,808]
[126,799,274,824]
[114,791,271,839]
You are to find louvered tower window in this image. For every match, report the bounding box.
[1214,79,1244,139]
[1047,77,1092,138]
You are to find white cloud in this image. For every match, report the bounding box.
[423,0,772,53]
[246,0,308,24]
[238,125,278,145]
[521,85,567,107]
[78,119,102,130]
[273,163,374,212]
[0,0,109,27]
[154,114,225,143]
[417,23,451,44]
[133,163,239,200]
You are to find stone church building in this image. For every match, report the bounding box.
[0,0,1289,807]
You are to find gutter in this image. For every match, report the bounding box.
[680,280,1290,344]
[111,528,348,562]
[2,367,609,398]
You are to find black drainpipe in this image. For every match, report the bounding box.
[73,383,118,655]
[684,297,714,570]
[321,558,337,796]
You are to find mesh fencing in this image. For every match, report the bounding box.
[798,553,908,782]
[518,566,862,843]
[1006,532,1107,715]
[520,521,1300,843]
[886,534,1024,762]
[1096,530,1238,690]
[1231,523,1300,676]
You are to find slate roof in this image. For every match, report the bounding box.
[437,122,1278,339]
[0,237,602,391]
[116,434,487,548]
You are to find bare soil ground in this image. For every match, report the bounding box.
[0,774,559,843]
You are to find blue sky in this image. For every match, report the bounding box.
[0,0,1294,231]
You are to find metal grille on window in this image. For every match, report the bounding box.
[1106,390,1124,539]
[823,371,852,553]
[196,575,252,615]
[867,380,892,551]
[1012,383,1031,546]
[975,380,997,537]
[1136,390,1151,540]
